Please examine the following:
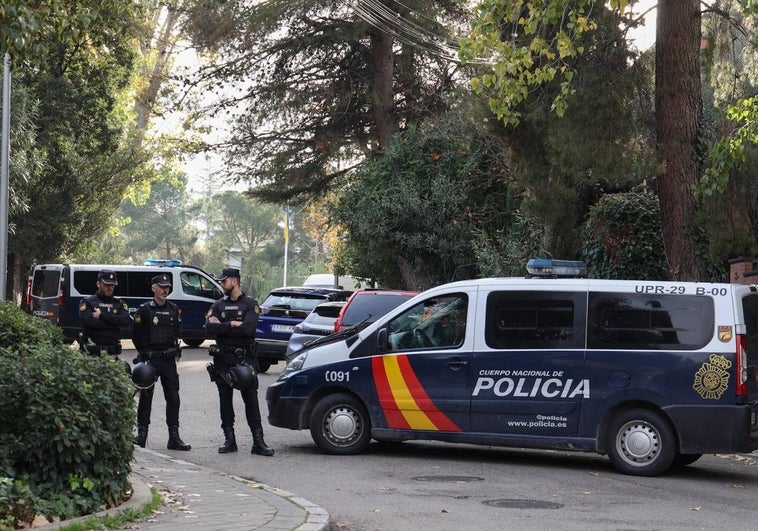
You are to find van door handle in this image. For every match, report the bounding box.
[446,360,468,369]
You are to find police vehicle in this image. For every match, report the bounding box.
[266,259,758,476]
[26,261,223,347]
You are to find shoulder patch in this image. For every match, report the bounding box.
[79,301,87,312]
[254,304,260,314]
[134,314,142,324]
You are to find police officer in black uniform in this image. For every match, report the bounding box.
[205,267,274,456]
[79,269,131,358]
[132,273,191,451]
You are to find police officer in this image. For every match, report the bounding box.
[205,267,274,456]
[79,269,131,357]
[132,273,191,451]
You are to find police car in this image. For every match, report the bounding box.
[266,259,758,476]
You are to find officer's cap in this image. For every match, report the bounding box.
[216,267,241,281]
[151,273,172,287]
[98,269,118,285]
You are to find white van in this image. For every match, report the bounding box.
[26,261,223,347]
[267,259,758,476]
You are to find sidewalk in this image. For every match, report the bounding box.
[127,447,330,530]
[37,447,330,530]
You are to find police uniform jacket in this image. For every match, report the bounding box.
[205,292,259,351]
[132,299,181,354]
[79,292,131,346]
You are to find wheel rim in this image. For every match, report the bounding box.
[615,420,661,467]
[323,404,363,446]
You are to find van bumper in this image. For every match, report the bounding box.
[664,404,756,453]
[266,381,307,429]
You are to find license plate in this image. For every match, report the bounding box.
[272,324,295,333]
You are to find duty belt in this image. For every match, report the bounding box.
[208,344,250,358]
[139,347,181,360]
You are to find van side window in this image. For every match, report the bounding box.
[180,271,222,298]
[485,291,584,349]
[588,293,714,350]
[386,294,468,351]
[127,272,156,297]
[73,271,100,295]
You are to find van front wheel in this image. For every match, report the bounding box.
[310,393,371,455]
[607,408,675,476]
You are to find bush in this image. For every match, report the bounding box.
[581,189,668,280]
[0,303,134,527]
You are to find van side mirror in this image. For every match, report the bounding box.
[377,328,387,354]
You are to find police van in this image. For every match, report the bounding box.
[266,260,758,476]
[26,261,223,347]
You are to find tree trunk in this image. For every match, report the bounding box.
[654,0,707,280]
[368,1,396,150]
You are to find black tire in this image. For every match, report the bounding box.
[671,452,703,468]
[182,338,204,348]
[310,393,371,455]
[606,408,675,476]
[254,358,272,373]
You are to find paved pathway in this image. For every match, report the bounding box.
[38,447,329,531]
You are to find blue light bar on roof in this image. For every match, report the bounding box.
[526,258,586,278]
[144,259,183,267]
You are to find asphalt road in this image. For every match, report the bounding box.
[133,343,758,531]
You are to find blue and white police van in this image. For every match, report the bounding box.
[26,261,223,347]
[266,260,758,476]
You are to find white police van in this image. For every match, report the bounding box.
[266,259,758,476]
[26,260,223,347]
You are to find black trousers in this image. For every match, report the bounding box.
[215,377,263,431]
[136,356,181,427]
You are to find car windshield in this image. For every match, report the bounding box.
[262,293,328,313]
[341,293,415,326]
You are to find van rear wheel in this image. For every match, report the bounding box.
[607,408,675,476]
[310,393,371,455]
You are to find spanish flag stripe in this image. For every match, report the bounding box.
[396,355,462,432]
[371,356,411,429]
[383,355,438,430]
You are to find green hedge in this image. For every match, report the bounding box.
[0,303,134,528]
[581,189,668,280]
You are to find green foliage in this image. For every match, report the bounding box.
[461,0,599,125]
[699,96,758,197]
[332,107,520,289]
[181,0,469,203]
[580,189,667,280]
[0,303,134,527]
[471,211,549,277]
[8,0,154,283]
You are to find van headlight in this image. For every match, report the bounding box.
[283,351,308,374]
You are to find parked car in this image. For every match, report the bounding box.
[255,286,352,372]
[333,289,419,333]
[285,301,346,359]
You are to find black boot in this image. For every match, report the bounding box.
[167,425,191,451]
[252,427,275,456]
[134,425,148,448]
[218,426,238,454]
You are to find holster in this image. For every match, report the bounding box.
[206,362,233,388]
